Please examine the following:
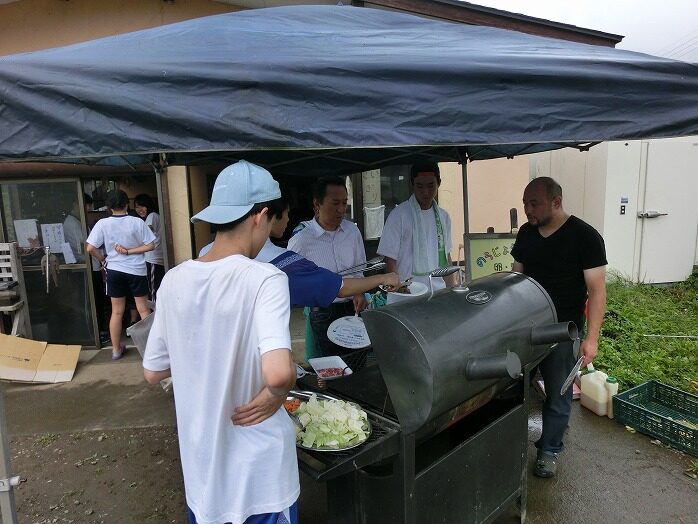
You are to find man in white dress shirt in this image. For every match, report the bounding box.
[288,176,368,356]
[378,163,456,290]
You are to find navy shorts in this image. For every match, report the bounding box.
[106,269,149,298]
[187,500,298,524]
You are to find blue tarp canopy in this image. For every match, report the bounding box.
[0,5,697,175]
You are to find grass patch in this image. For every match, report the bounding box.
[594,267,698,393]
[34,433,58,446]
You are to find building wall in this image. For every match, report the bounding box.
[439,158,528,268]
[437,163,464,261]
[528,145,608,234]
[0,0,238,55]
[467,156,528,233]
[165,166,194,265]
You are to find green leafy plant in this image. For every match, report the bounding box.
[594,267,698,393]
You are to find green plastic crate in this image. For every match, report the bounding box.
[613,380,697,456]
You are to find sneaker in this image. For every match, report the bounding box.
[99,332,111,345]
[534,450,558,478]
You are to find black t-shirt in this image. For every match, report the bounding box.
[511,215,607,328]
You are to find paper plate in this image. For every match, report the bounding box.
[386,281,428,305]
[327,315,371,349]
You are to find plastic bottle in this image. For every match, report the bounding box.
[580,366,608,416]
[605,376,619,418]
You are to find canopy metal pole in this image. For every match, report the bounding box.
[154,160,172,271]
[0,385,19,524]
[461,161,472,282]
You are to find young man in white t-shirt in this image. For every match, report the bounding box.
[142,160,299,524]
[377,163,456,290]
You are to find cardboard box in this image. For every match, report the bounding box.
[0,333,81,383]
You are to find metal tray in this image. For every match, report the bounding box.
[286,389,372,452]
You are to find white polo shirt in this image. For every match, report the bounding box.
[287,218,366,301]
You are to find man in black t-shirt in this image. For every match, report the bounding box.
[511,177,607,479]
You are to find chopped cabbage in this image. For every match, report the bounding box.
[293,394,369,449]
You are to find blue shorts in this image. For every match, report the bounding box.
[105,269,149,298]
[187,500,298,524]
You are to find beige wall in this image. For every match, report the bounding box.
[165,166,194,265]
[437,163,464,261]
[439,158,528,262]
[0,0,238,55]
[528,146,608,234]
[467,156,528,233]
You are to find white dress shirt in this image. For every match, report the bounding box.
[287,218,366,302]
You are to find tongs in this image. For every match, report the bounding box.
[338,256,385,276]
[428,266,460,300]
[379,277,412,293]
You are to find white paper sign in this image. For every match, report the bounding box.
[13,219,39,248]
[61,242,76,264]
[40,223,65,251]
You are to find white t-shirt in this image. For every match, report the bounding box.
[144,212,164,265]
[85,215,156,276]
[143,255,299,524]
[377,199,452,288]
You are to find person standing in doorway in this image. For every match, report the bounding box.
[86,190,156,360]
[143,160,299,524]
[134,194,165,302]
[377,163,456,290]
[287,176,367,356]
[511,176,607,478]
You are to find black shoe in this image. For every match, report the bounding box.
[534,450,558,478]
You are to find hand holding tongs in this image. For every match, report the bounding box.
[338,256,385,276]
[379,277,412,293]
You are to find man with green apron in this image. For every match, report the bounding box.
[377,163,455,290]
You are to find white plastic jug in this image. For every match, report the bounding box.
[580,365,608,416]
[605,376,619,418]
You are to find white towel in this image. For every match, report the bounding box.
[409,194,432,275]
